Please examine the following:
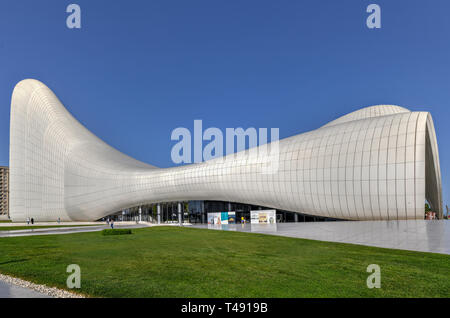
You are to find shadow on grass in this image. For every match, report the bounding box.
[0,258,30,265]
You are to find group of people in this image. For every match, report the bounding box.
[26,217,62,225]
[24,216,119,229]
[25,216,117,229]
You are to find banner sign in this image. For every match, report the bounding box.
[250,210,276,224]
[207,212,236,225]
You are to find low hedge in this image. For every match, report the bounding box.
[101,229,132,236]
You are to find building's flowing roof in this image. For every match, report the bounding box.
[322,105,410,128]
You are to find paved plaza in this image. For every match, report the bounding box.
[192,220,450,255]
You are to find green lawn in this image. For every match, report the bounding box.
[0,225,100,231]
[0,226,448,297]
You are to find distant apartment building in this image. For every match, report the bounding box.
[0,166,9,218]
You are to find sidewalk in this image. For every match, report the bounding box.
[0,221,102,227]
[0,223,152,238]
[0,280,51,298]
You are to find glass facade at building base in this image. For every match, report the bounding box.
[103,200,341,224]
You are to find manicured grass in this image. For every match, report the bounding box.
[0,220,12,223]
[0,225,100,231]
[0,226,448,297]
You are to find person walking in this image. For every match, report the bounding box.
[26,217,30,225]
[110,219,114,229]
[31,217,34,225]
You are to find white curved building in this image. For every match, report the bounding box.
[9,79,442,221]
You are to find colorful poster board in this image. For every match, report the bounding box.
[228,212,236,224]
[207,212,236,225]
[221,212,228,225]
[250,210,276,224]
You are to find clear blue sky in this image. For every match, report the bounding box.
[0,1,448,208]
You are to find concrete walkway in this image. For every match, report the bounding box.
[191,220,450,255]
[0,223,152,237]
[0,280,51,298]
[0,221,100,227]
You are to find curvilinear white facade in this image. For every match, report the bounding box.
[9,79,442,221]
